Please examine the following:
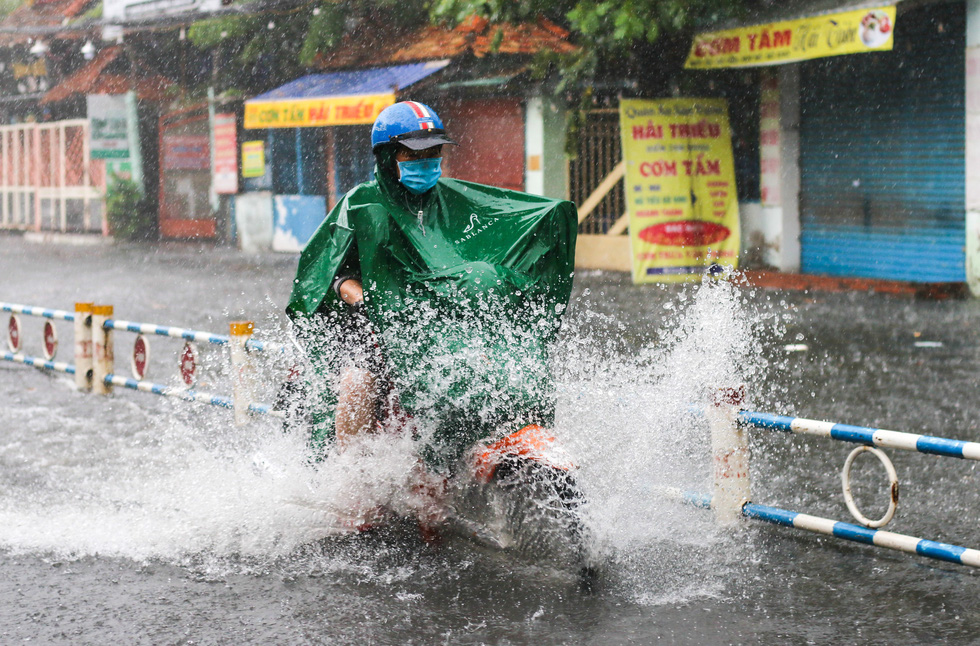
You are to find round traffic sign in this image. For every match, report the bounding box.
[179,342,197,386]
[42,320,57,360]
[7,314,21,353]
[131,334,150,381]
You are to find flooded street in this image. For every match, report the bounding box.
[2,234,980,644]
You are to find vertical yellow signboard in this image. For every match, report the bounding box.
[619,98,740,283]
[241,140,266,179]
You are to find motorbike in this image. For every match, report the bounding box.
[274,372,595,579]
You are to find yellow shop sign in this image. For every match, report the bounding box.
[244,93,395,129]
[684,6,896,69]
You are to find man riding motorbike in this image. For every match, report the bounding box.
[284,101,579,542]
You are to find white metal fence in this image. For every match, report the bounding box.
[0,119,106,234]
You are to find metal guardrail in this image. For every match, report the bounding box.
[8,301,978,570]
[1,300,286,422]
[695,400,980,570]
[738,411,980,461]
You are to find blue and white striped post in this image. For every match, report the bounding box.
[73,302,93,391]
[708,386,751,525]
[91,304,114,395]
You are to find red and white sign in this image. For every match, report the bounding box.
[7,314,21,352]
[131,334,150,380]
[639,221,732,247]
[163,135,210,171]
[42,320,57,360]
[179,341,197,386]
[213,113,238,194]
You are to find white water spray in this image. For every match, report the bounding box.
[0,273,775,602]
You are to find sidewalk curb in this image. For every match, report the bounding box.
[741,270,968,300]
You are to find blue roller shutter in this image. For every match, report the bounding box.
[799,2,965,283]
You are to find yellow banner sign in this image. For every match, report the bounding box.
[685,6,896,69]
[244,93,395,129]
[619,98,740,283]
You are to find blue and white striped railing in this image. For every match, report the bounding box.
[103,318,286,354]
[743,503,980,568]
[104,374,284,418]
[739,411,980,461]
[104,318,230,345]
[1,300,286,419]
[665,487,980,569]
[1,302,75,321]
[2,351,75,375]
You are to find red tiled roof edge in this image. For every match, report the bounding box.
[40,44,121,104]
[316,14,578,69]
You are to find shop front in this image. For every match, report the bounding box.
[236,61,449,252]
[687,1,973,288]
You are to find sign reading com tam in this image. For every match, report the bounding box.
[684,6,896,69]
[619,98,740,284]
[244,94,395,129]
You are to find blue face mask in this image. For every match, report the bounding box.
[397,158,442,195]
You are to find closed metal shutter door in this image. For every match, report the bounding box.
[799,2,965,282]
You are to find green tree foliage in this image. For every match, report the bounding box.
[431,0,744,153]
[187,0,745,152]
[432,0,741,82]
[188,1,430,93]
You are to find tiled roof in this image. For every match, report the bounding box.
[315,15,578,70]
[0,0,95,46]
[41,45,173,103]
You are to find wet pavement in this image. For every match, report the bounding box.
[1,233,979,645]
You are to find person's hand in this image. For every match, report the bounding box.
[339,279,364,306]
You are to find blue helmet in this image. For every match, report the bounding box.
[371,101,457,152]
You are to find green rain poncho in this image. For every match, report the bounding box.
[287,153,577,467]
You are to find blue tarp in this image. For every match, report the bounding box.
[248,60,450,103]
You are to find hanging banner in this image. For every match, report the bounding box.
[212,113,238,194]
[619,98,740,284]
[684,6,896,69]
[243,93,395,129]
[241,140,265,178]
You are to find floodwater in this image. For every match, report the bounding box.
[1,234,980,645]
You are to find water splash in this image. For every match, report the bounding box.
[0,273,775,604]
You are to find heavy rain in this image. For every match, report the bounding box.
[2,1,980,644]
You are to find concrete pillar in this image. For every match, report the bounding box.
[756,66,801,273]
[229,320,255,426]
[73,302,93,391]
[541,99,569,200]
[708,386,750,526]
[966,0,980,295]
[524,95,569,200]
[91,304,114,395]
[525,97,545,196]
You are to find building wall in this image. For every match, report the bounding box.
[441,97,525,191]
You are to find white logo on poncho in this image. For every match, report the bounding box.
[463,213,480,233]
[456,213,492,244]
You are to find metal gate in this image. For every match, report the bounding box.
[159,105,214,239]
[569,109,625,235]
[0,119,106,233]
